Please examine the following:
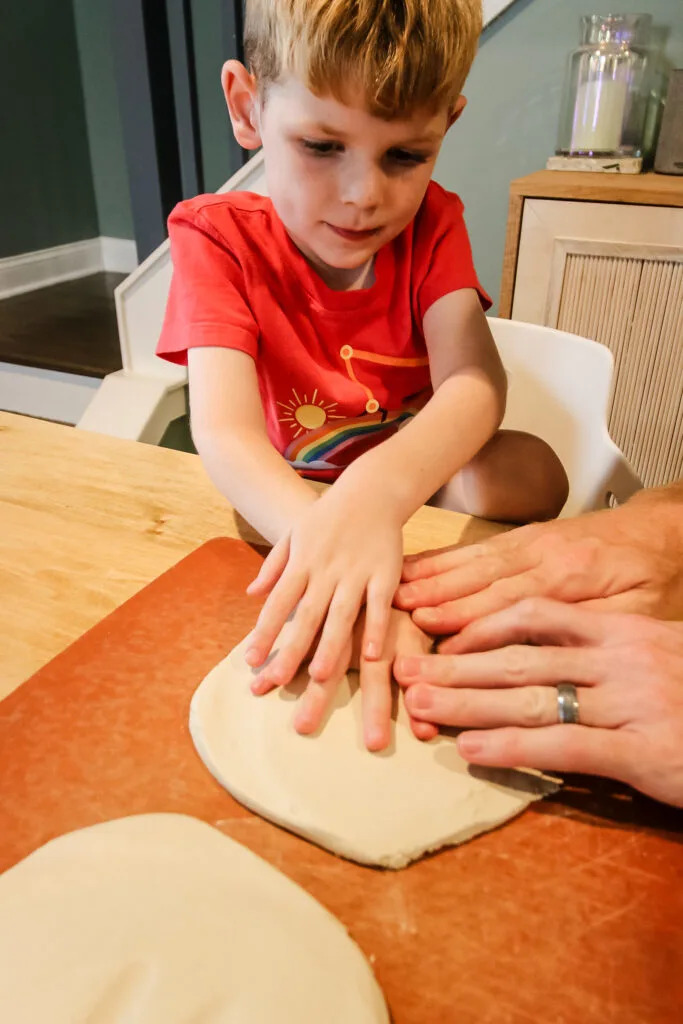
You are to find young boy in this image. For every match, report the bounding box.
[157,0,569,747]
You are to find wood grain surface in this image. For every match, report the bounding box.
[1,538,681,1024]
[498,171,683,317]
[509,170,683,207]
[0,412,502,700]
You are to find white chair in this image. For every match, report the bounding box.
[78,149,641,516]
[489,317,641,517]
[77,152,268,445]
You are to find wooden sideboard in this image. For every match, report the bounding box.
[500,171,683,489]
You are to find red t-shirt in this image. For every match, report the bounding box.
[157,181,491,481]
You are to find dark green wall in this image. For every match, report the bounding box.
[72,0,133,239]
[0,0,98,258]
[191,0,241,193]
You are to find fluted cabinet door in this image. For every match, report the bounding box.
[511,198,683,488]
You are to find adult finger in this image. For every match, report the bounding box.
[246,535,290,597]
[411,566,555,635]
[404,682,606,729]
[308,586,364,681]
[439,598,621,656]
[391,623,440,743]
[410,718,439,742]
[401,528,530,583]
[397,549,534,611]
[455,724,635,784]
[359,656,393,752]
[395,641,604,691]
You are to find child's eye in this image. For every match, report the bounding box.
[387,148,429,166]
[301,139,343,156]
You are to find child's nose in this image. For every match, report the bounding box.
[341,163,383,210]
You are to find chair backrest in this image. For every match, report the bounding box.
[489,317,622,517]
[114,152,268,383]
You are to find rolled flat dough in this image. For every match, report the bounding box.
[0,814,388,1024]
[190,638,557,869]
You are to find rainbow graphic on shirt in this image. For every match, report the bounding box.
[284,399,428,477]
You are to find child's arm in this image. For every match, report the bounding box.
[188,347,318,541]
[339,288,507,519]
[247,289,505,691]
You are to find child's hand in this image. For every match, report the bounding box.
[250,608,436,750]
[245,487,404,688]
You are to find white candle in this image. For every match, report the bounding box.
[571,76,627,153]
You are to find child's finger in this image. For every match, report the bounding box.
[359,656,393,752]
[256,586,332,686]
[245,570,308,667]
[293,640,350,735]
[362,577,394,661]
[246,535,290,596]
[308,587,363,682]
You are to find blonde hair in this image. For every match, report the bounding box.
[244,0,482,118]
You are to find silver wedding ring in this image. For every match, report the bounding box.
[557,683,580,725]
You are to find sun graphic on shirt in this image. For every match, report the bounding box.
[278,389,343,438]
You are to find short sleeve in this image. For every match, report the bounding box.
[156,203,259,367]
[414,185,492,323]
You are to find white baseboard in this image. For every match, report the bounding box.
[0,362,100,425]
[0,236,138,300]
[100,236,138,275]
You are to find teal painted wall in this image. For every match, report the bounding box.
[191,0,240,193]
[435,0,683,309]
[0,0,98,258]
[72,0,133,240]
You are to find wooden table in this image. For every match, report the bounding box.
[3,412,683,1023]
[0,411,502,701]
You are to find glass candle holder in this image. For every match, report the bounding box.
[557,13,652,158]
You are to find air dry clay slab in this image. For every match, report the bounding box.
[0,814,389,1024]
[190,638,558,868]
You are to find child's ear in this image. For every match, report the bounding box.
[222,60,262,149]
[447,96,468,129]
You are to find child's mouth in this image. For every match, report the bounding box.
[326,224,381,242]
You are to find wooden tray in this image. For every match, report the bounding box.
[1,538,681,1023]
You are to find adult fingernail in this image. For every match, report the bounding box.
[365,641,379,659]
[395,656,422,679]
[457,734,483,758]
[405,685,432,712]
[398,584,416,602]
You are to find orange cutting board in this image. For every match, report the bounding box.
[1,537,682,1024]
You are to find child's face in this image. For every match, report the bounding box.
[252,77,453,276]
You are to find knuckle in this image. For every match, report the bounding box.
[630,639,663,675]
[295,599,320,628]
[520,687,551,727]
[501,645,532,684]
[514,597,550,627]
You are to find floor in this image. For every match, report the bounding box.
[0,273,126,378]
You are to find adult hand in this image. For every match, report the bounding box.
[245,485,404,687]
[394,598,683,807]
[396,499,683,647]
[251,608,434,750]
